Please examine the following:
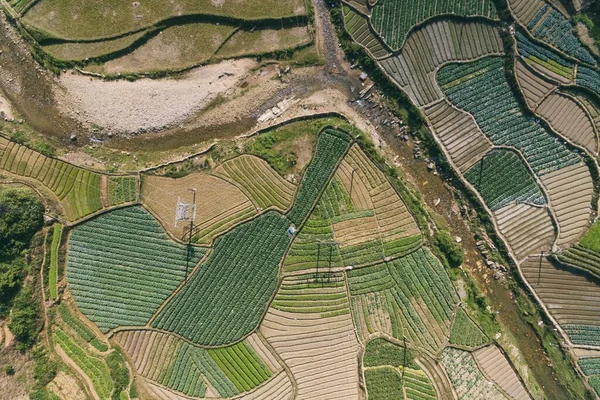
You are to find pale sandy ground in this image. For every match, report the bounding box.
[0,92,13,120]
[54,59,256,134]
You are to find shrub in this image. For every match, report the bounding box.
[434,230,463,268]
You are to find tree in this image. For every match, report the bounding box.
[434,230,464,268]
[0,187,44,260]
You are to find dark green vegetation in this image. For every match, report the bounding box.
[67,206,206,332]
[152,211,292,345]
[363,338,418,369]
[370,0,496,50]
[437,56,580,175]
[287,128,353,226]
[433,230,464,268]
[0,187,44,348]
[364,367,404,400]
[464,149,546,211]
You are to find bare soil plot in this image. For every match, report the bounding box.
[537,93,598,154]
[342,6,389,59]
[260,308,360,400]
[507,0,547,26]
[522,256,600,332]
[539,163,593,247]
[423,99,492,172]
[494,203,555,262]
[47,371,86,400]
[474,345,532,400]
[380,20,503,106]
[514,59,557,110]
[141,172,257,243]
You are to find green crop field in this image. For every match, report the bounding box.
[152,211,292,345]
[48,224,62,300]
[464,149,546,211]
[438,56,580,175]
[348,248,458,352]
[449,308,489,349]
[365,367,404,400]
[364,338,418,369]
[67,206,206,332]
[58,304,108,352]
[370,0,497,50]
[108,176,138,206]
[287,129,353,226]
[54,328,113,399]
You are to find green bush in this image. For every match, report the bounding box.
[8,286,40,348]
[434,230,463,268]
[5,365,15,375]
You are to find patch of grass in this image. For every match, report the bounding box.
[364,338,418,369]
[364,367,404,400]
[580,221,600,253]
[247,116,356,175]
[48,224,61,300]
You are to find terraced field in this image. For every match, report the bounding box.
[67,206,206,332]
[0,137,138,220]
[380,21,504,106]
[369,0,497,50]
[347,248,459,352]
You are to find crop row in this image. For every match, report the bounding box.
[556,245,600,280]
[282,206,343,274]
[348,248,458,352]
[516,31,573,79]
[343,6,389,59]
[273,273,348,315]
[153,211,292,345]
[108,176,138,206]
[564,324,600,347]
[438,56,580,175]
[216,155,296,211]
[49,224,62,300]
[577,66,600,97]
[441,347,505,398]
[404,368,437,400]
[318,176,355,220]
[370,0,497,50]
[162,345,208,397]
[67,206,205,332]
[54,328,113,399]
[57,304,108,352]
[579,357,600,376]
[528,6,596,65]
[0,141,104,220]
[464,149,545,211]
[207,342,272,392]
[287,129,352,227]
[449,308,489,349]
